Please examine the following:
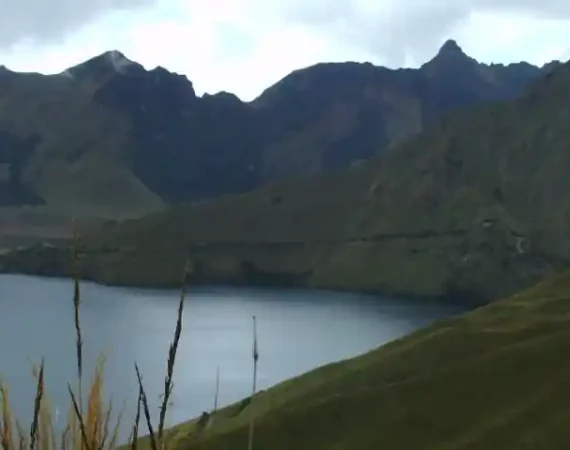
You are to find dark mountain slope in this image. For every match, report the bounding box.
[0,41,556,216]
[252,40,557,179]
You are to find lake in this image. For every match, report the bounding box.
[0,274,468,443]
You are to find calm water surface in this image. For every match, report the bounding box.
[0,274,467,442]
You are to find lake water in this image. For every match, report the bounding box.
[0,274,468,443]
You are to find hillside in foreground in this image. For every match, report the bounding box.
[150,270,570,450]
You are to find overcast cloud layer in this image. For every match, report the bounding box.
[0,0,159,46]
[278,0,570,64]
[0,0,570,99]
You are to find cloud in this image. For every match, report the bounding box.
[2,0,570,100]
[0,0,157,47]
[274,0,570,65]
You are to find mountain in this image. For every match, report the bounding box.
[4,56,570,303]
[132,270,570,449]
[250,39,555,180]
[0,40,557,220]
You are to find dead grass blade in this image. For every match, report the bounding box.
[73,279,83,419]
[157,262,189,446]
[213,367,220,414]
[0,381,13,450]
[16,420,27,450]
[29,360,44,450]
[134,365,156,450]
[98,400,112,450]
[70,224,84,422]
[67,385,90,450]
[60,423,69,450]
[29,363,56,450]
[128,391,142,450]
[247,316,259,450]
[105,399,125,450]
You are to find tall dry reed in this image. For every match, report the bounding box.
[247,316,259,450]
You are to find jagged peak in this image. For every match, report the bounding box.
[202,90,243,104]
[421,38,478,72]
[147,66,195,94]
[149,65,184,79]
[62,53,198,100]
[438,39,465,57]
[67,50,144,79]
[105,50,138,74]
[542,60,562,73]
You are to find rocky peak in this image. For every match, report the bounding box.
[437,39,466,58]
[421,38,479,76]
[68,50,144,80]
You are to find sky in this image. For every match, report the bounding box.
[1,0,570,100]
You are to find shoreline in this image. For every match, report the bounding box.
[0,266,489,308]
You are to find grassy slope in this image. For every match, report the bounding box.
[0,71,164,218]
[156,270,570,450]
[0,70,164,244]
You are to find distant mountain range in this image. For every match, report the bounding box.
[0,39,559,216]
[6,53,570,303]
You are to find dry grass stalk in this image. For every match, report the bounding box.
[29,360,45,450]
[133,365,156,450]
[127,391,142,450]
[158,262,190,444]
[105,401,124,450]
[213,367,220,414]
[71,226,84,421]
[0,381,14,450]
[247,316,259,450]
[30,363,56,450]
[16,420,27,450]
[135,261,190,450]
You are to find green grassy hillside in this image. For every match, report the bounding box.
[154,270,570,450]
[0,69,165,217]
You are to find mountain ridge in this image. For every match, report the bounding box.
[0,39,561,239]
[3,39,556,100]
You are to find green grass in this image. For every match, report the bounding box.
[153,269,570,450]
[0,69,165,217]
